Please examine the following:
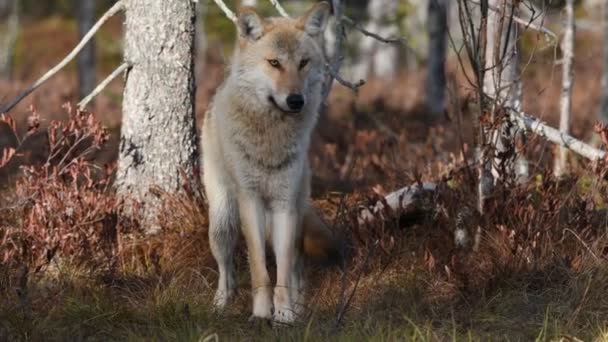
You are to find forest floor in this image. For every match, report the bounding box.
[1,16,608,341]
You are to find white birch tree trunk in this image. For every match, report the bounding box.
[116,0,199,233]
[0,0,18,80]
[77,0,96,100]
[554,0,575,177]
[484,0,522,121]
[426,0,448,119]
[483,0,528,184]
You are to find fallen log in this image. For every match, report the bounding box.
[357,182,436,225]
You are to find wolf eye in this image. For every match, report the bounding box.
[268,59,281,68]
[299,59,309,69]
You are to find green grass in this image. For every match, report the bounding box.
[2,260,607,341]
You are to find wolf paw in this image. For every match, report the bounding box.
[212,289,233,312]
[252,288,273,319]
[272,308,297,326]
[248,314,272,329]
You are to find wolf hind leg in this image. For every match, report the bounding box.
[208,187,239,311]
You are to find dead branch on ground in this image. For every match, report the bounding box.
[357,183,437,225]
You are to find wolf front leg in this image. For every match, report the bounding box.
[238,192,273,320]
[271,208,298,324]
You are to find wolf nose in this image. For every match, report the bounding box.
[286,94,305,111]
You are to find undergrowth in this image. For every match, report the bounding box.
[1,106,608,341]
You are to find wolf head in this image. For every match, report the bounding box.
[232,2,331,115]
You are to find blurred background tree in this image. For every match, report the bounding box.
[77,0,96,101]
[0,0,19,79]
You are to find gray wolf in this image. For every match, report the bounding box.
[201,1,340,324]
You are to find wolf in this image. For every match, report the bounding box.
[201,2,340,324]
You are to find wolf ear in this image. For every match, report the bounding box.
[237,7,265,41]
[299,2,331,37]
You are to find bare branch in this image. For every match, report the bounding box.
[512,108,606,162]
[268,0,290,18]
[326,62,365,92]
[510,14,556,43]
[342,16,409,46]
[318,3,371,93]
[321,0,348,101]
[0,0,125,114]
[212,0,237,23]
[78,62,131,110]
[468,0,558,43]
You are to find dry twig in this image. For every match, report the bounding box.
[342,16,410,46]
[0,0,125,113]
[212,0,237,23]
[78,62,131,110]
[512,108,606,162]
[269,0,290,18]
[467,0,558,43]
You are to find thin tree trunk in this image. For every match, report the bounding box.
[77,0,96,101]
[116,0,199,233]
[0,0,19,80]
[426,0,448,119]
[456,0,492,215]
[484,0,522,129]
[600,0,608,123]
[555,0,575,177]
[478,0,503,213]
[484,0,527,183]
